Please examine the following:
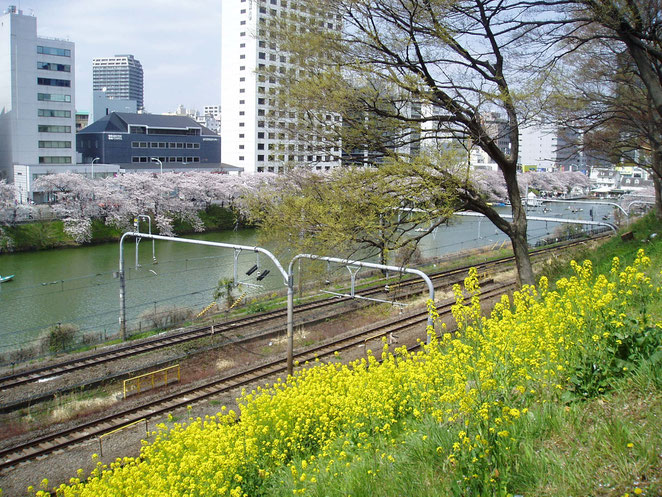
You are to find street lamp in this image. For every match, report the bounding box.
[91,157,100,179]
[151,157,162,174]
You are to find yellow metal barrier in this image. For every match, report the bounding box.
[196,302,217,319]
[227,291,247,311]
[98,418,148,457]
[123,364,180,399]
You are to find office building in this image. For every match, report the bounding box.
[76,112,236,173]
[0,5,76,181]
[93,89,137,121]
[92,54,143,119]
[221,0,342,174]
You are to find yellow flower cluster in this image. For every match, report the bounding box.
[32,252,656,496]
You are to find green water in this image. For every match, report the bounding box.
[0,229,280,353]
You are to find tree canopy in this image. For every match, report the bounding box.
[254,0,585,285]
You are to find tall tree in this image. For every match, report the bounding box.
[549,35,662,217]
[262,0,570,286]
[574,0,662,118]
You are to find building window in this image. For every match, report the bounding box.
[39,156,71,164]
[240,66,246,70]
[37,93,71,102]
[240,31,246,36]
[38,109,71,118]
[257,155,265,161]
[38,124,71,133]
[239,133,245,138]
[37,45,71,57]
[240,20,246,25]
[239,122,245,127]
[37,62,70,72]
[240,54,246,59]
[38,77,71,87]
[239,156,245,160]
[38,140,71,148]
[239,145,245,149]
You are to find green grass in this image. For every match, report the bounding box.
[4,221,75,251]
[536,213,662,285]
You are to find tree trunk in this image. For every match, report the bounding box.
[500,161,535,287]
[509,228,535,288]
[653,172,662,222]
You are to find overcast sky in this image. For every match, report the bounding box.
[20,0,221,115]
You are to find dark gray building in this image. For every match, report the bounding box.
[77,112,225,172]
[92,55,144,112]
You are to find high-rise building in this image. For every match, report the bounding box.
[221,1,342,174]
[92,54,144,117]
[0,5,76,181]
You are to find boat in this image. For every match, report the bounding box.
[0,274,14,283]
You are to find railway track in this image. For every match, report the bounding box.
[0,280,515,472]
[0,234,606,395]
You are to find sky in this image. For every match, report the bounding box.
[19,0,222,115]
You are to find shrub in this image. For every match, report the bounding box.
[44,323,79,353]
[137,306,194,331]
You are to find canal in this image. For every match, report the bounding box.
[0,201,617,355]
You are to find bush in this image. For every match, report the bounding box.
[44,323,79,353]
[137,306,194,331]
[394,245,423,267]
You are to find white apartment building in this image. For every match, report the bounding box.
[0,5,76,181]
[221,0,342,174]
[518,125,558,171]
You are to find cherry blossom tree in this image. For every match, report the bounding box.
[32,172,278,240]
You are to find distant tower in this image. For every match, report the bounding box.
[92,54,144,114]
[0,5,76,181]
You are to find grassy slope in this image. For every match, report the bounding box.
[265,214,662,497]
[1,205,239,252]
